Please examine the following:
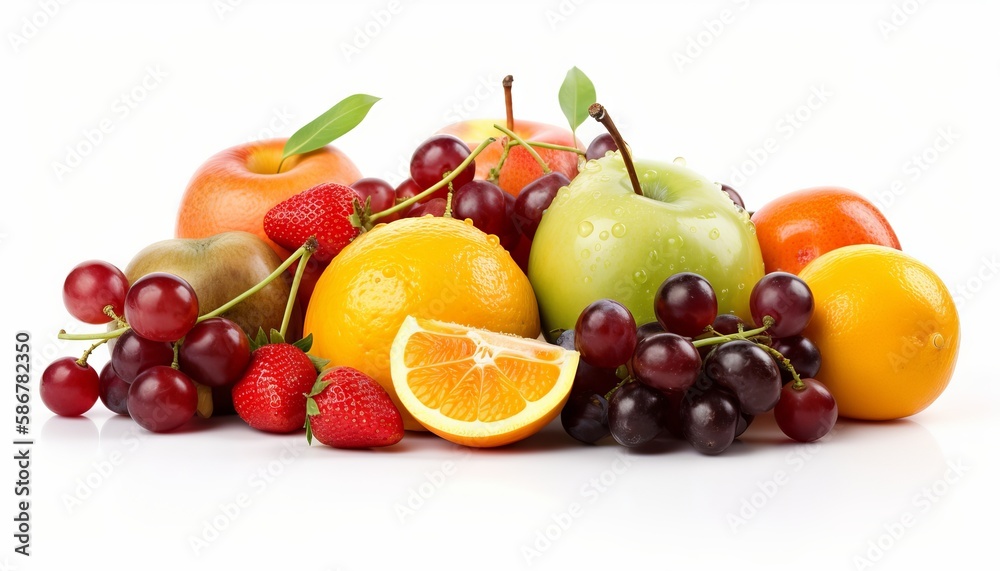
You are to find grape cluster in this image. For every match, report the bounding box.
[42,261,254,433]
[354,133,618,267]
[561,271,838,452]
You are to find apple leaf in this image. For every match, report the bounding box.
[281,94,381,160]
[558,67,596,137]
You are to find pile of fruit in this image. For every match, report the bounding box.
[41,69,960,453]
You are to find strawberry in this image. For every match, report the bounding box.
[305,367,404,449]
[263,182,362,263]
[232,330,327,434]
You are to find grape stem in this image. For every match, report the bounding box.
[280,245,314,339]
[492,124,551,175]
[60,327,128,341]
[507,139,586,156]
[588,103,642,196]
[692,315,805,389]
[76,338,109,367]
[369,137,496,223]
[103,305,127,328]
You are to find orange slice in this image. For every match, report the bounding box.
[390,316,579,447]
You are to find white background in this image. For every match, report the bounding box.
[3,0,999,569]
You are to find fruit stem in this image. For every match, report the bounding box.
[604,375,633,401]
[171,342,181,369]
[691,316,775,349]
[487,139,512,182]
[508,139,586,156]
[103,305,127,327]
[588,103,642,196]
[76,338,109,367]
[59,327,128,341]
[276,157,287,175]
[280,242,315,339]
[370,137,496,223]
[503,75,514,131]
[444,185,454,218]
[492,124,551,174]
[753,337,805,389]
[198,242,311,322]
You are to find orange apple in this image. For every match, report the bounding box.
[437,119,579,196]
[175,138,361,257]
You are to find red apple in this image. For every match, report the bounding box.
[175,138,361,257]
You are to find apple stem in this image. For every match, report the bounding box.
[370,137,495,224]
[75,338,109,367]
[276,157,287,175]
[280,243,313,339]
[588,103,642,196]
[503,75,514,131]
[493,124,551,174]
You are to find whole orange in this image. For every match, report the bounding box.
[304,216,541,430]
[799,245,960,420]
[175,138,361,257]
[751,187,901,275]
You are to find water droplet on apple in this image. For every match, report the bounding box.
[594,243,602,252]
[585,160,601,172]
[599,231,610,241]
[583,276,592,284]
[382,267,396,278]
[578,221,594,237]
[679,256,686,263]
[642,170,658,179]
[709,228,720,240]
[604,261,611,269]
[593,191,602,199]
[611,223,626,238]
[581,249,590,259]
[589,264,597,272]
[721,288,729,295]
[689,226,697,233]
[632,270,648,284]
[737,282,745,290]
[599,175,611,182]
[648,250,659,262]
[613,207,624,216]
[673,157,687,166]
[669,264,675,271]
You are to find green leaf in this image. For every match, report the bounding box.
[306,375,332,398]
[269,328,285,345]
[282,94,381,160]
[558,67,596,135]
[292,333,314,353]
[304,416,314,445]
[309,354,331,373]
[306,397,321,417]
[251,327,268,351]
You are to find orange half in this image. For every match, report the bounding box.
[390,316,578,447]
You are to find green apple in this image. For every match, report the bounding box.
[529,152,765,338]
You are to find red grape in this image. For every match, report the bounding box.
[40,357,100,416]
[351,177,397,220]
[452,180,509,236]
[178,317,251,387]
[771,335,821,384]
[124,272,199,342]
[749,272,814,338]
[635,321,665,347]
[774,378,838,442]
[410,135,474,192]
[111,329,174,383]
[62,260,129,324]
[704,340,782,415]
[585,133,618,161]
[608,381,668,447]
[99,363,130,416]
[561,393,610,444]
[127,366,198,433]
[632,333,701,393]
[404,197,447,218]
[394,178,426,204]
[680,384,740,454]
[574,299,637,368]
[511,172,570,239]
[654,272,718,338]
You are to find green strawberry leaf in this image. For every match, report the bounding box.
[251,327,269,351]
[306,396,321,417]
[269,328,285,345]
[304,414,314,445]
[558,67,596,139]
[292,333,314,353]
[306,375,333,399]
[309,354,331,373]
[282,94,381,161]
